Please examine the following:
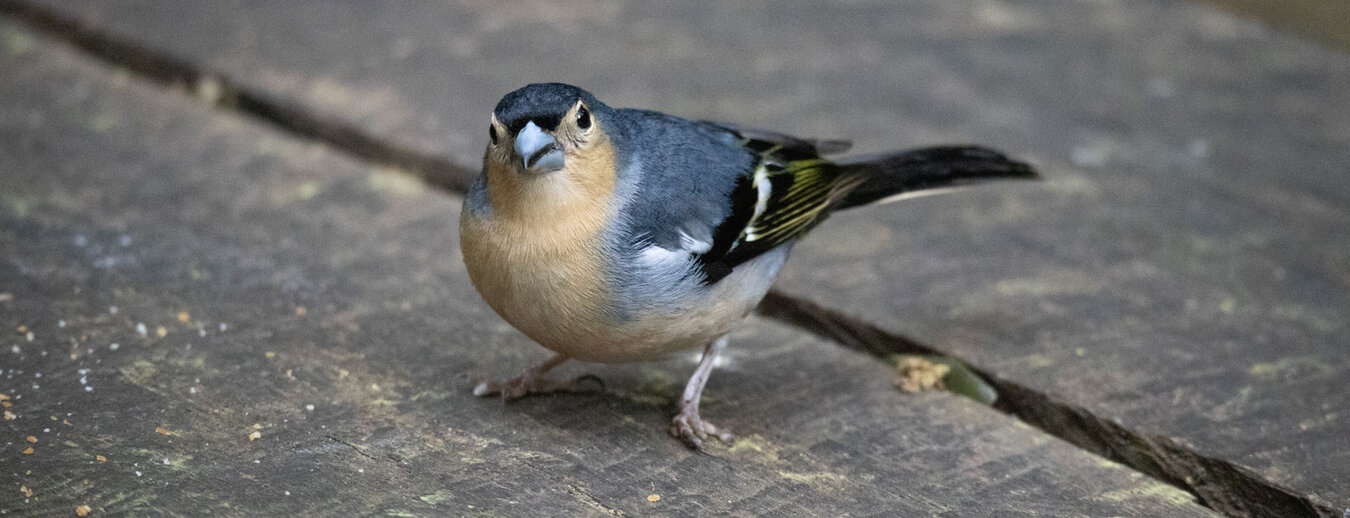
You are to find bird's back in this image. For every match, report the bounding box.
[607,109,756,254]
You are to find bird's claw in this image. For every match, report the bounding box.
[473,375,564,400]
[669,410,732,448]
[474,354,573,400]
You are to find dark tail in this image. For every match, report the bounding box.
[833,146,1039,210]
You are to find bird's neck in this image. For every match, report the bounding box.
[484,153,616,252]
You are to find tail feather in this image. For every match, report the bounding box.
[833,146,1039,210]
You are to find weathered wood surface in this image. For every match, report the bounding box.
[1200,0,1350,53]
[5,1,1344,515]
[771,6,1350,517]
[0,21,1220,516]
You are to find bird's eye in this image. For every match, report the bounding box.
[576,106,591,130]
[489,124,499,144]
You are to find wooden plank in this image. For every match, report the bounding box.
[0,21,1217,517]
[3,1,1344,514]
[1199,0,1350,53]
[771,5,1350,516]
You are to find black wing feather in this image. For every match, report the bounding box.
[684,128,1037,285]
[693,131,851,284]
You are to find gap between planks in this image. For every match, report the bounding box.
[757,294,1336,518]
[2,2,1336,516]
[0,0,473,194]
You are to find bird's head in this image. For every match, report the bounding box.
[486,83,611,177]
[479,83,620,228]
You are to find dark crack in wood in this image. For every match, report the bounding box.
[758,292,1341,518]
[325,435,381,463]
[1,2,1333,516]
[0,0,474,193]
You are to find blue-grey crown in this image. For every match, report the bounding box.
[493,83,605,135]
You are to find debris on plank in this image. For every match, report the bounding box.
[889,355,999,405]
[894,357,949,392]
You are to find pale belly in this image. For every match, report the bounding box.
[460,213,784,363]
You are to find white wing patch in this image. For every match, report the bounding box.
[677,229,712,254]
[639,245,687,269]
[744,164,773,242]
[639,230,710,270]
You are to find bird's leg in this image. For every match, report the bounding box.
[473,353,569,400]
[669,336,732,448]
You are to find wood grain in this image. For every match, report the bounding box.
[0,20,1216,517]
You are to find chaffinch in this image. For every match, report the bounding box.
[462,83,1037,447]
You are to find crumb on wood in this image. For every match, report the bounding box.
[26,435,37,443]
[155,427,172,436]
[23,446,34,455]
[96,454,107,462]
[647,494,660,502]
[20,485,33,497]
[76,504,92,516]
[177,312,190,323]
[248,430,261,441]
[5,410,16,420]
[894,357,950,393]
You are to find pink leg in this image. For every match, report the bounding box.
[669,336,733,448]
[473,353,569,400]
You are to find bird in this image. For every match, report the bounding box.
[461,82,1038,447]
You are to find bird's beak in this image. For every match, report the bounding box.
[514,121,565,174]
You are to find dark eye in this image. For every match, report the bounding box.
[576,106,591,130]
[489,124,499,144]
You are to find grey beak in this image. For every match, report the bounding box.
[514,121,565,174]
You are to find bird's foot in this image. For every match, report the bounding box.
[473,372,567,400]
[669,409,732,448]
[473,354,571,400]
